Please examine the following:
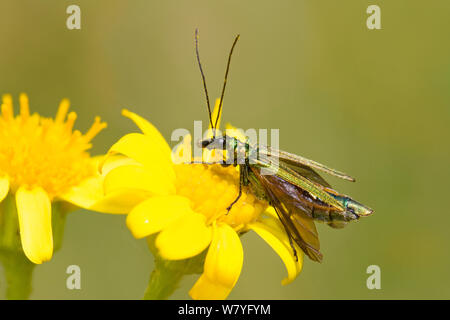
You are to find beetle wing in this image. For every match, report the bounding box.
[250,166,323,262]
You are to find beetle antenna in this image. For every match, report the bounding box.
[214,34,240,130]
[195,29,214,132]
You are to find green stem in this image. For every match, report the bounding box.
[52,202,68,252]
[143,235,206,300]
[0,195,69,299]
[144,259,186,300]
[0,195,21,250]
[0,195,35,299]
[0,250,35,300]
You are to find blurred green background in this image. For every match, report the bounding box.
[0,0,449,299]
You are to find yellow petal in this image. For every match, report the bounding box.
[206,98,223,137]
[108,133,175,181]
[203,99,224,163]
[190,223,243,300]
[263,206,278,219]
[16,186,53,264]
[95,154,141,176]
[0,175,10,203]
[122,109,172,156]
[60,175,148,214]
[189,274,232,301]
[59,174,106,210]
[104,164,175,197]
[249,211,303,285]
[172,133,192,164]
[127,195,192,238]
[225,123,248,141]
[90,189,150,214]
[156,213,212,260]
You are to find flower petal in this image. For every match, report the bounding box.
[16,186,53,264]
[189,223,243,300]
[104,164,175,197]
[225,123,248,141]
[156,213,212,260]
[0,175,10,203]
[205,98,223,137]
[249,211,303,285]
[171,133,192,165]
[97,154,141,176]
[108,133,175,181]
[126,195,192,238]
[122,109,172,156]
[90,190,151,214]
[203,99,224,163]
[60,174,149,214]
[189,274,232,301]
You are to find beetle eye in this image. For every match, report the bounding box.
[200,139,213,148]
[201,140,210,147]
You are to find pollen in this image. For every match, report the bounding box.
[174,163,267,230]
[0,94,106,198]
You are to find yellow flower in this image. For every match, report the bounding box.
[0,93,109,264]
[101,100,303,299]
